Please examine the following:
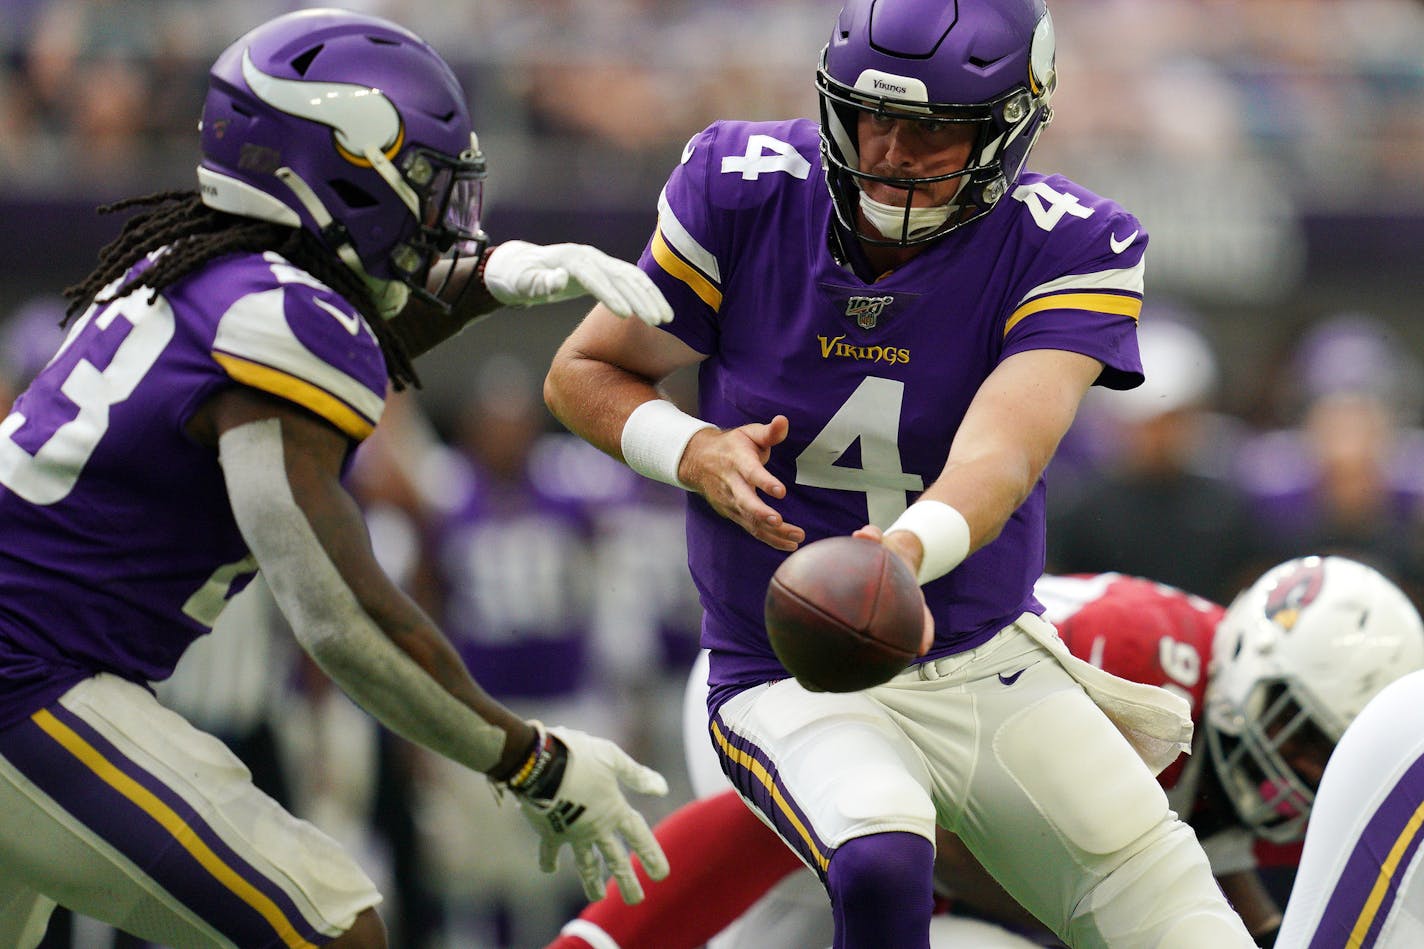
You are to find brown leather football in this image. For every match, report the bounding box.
[764,536,924,692]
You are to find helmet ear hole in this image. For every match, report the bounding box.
[328,179,379,209]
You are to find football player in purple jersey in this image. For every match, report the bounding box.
[0,9,675,949]
[544,0,1255,946]
[1275,667,1424,948]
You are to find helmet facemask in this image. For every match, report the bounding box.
[1206,678,1331,843]
[817,65,1047,246]
[388,139,489,306]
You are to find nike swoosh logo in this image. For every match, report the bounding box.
[314,296,363,336]
[1109,230,1138,254]
[998,668,1026,686]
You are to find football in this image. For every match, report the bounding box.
[764,536,925,692]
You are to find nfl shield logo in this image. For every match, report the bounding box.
[845,295,894,329]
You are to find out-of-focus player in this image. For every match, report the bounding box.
[549,556,1424,949]
[1274,671,1424,947]
[543,0,1256,943]
[0,9,677,947]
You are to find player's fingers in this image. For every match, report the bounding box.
[621,810,670,882]
[745,505,804,550]
[764,414,790,447]
[575,268,632,317]
[743,415,789,455]
[920,602,935,654]
[596,834,644,904]
[572,842,607,901]
[750,465,788,501]
[538,835,561,874]
[608,748,669,797]
[616,270,674,325]
[730,497,803,550]
[853,524,885,542]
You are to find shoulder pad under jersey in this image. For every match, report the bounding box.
[211,253,387,440]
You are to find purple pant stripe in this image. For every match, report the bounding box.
[1310,752,1424,949]
[709,713,833,879]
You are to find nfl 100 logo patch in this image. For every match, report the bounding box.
[845,295,894,329]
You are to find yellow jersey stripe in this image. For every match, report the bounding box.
[1349,799,1424,947]
[711,721,828,871]
[658,188,722,282]
[213,353,375,441]
[652,228,722,312]
[32,709,319,949]
[1004,292,1143,337]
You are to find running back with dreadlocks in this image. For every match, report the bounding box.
[0,11,678,944]
[64,190,426,391]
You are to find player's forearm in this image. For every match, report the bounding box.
[220,417,532,778]
[544,345,665,462]
[921,449,1037,552]
[301,609,532,779]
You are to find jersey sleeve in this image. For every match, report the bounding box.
[999,175,1148,390]
[210,258,388,441]
[639,124,729,356]
[642,119,821,356]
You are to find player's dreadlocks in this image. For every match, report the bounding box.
[63,190,421,390]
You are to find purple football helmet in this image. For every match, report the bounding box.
[198,9,486,296]
[817,0,1057,246]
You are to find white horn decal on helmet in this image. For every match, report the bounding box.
[241,50,403,165]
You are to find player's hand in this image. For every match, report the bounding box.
[510,725,670,903]
[854,523,935,654]
[483,240,672,326]
[679,415,805,551]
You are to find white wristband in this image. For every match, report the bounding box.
[886,500,972,585]
[620,399,715,490]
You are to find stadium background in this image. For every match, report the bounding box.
[1,1,1423,947]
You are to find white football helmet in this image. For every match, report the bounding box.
[1205,556,1424,842]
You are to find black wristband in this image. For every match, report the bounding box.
[520,735,570,801]
[504,725,569,801]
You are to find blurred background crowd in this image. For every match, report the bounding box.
[3,0,1424,947]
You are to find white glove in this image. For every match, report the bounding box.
[510,724,670,903]
[483,240,673,326]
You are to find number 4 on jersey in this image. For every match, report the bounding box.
[794,376,924,527]
[720,134,811,181]
[1012,180,1093,231]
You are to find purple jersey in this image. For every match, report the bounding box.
[429,434,600,700]
[0,251,387,727]
[642,118,1147,699]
